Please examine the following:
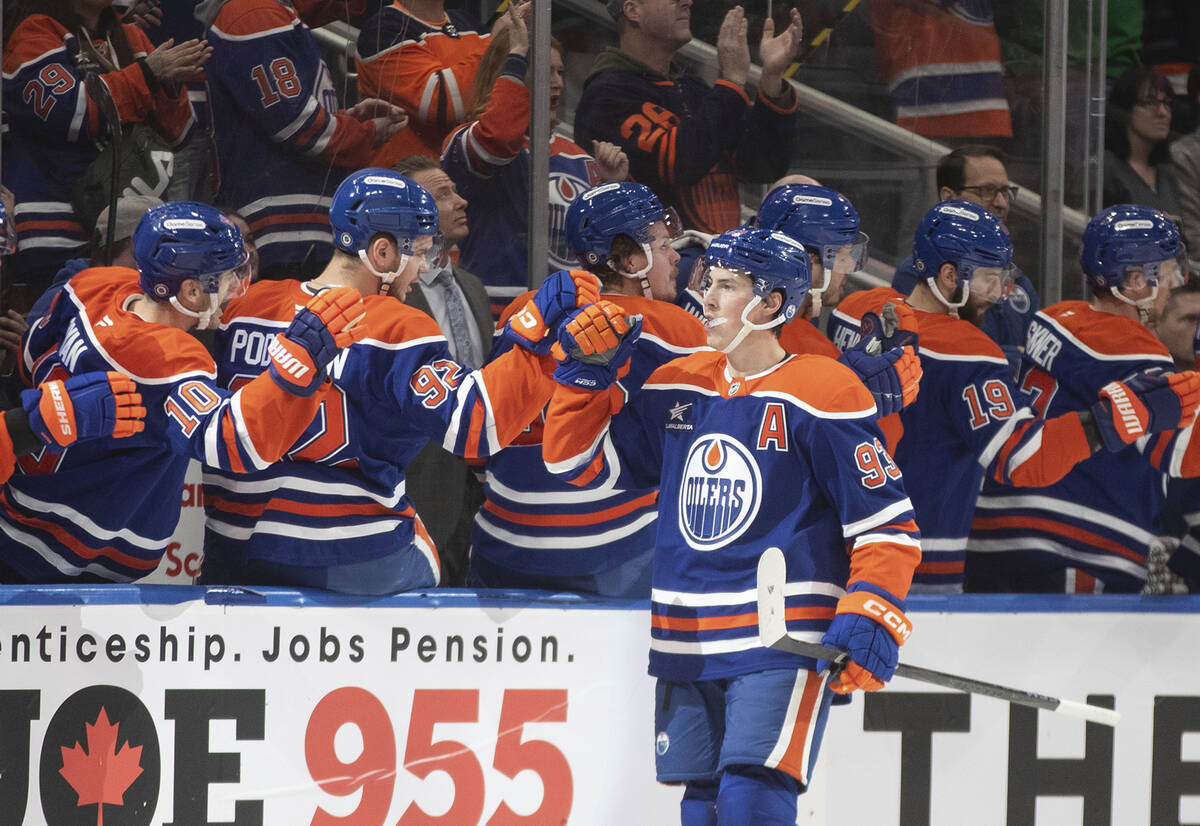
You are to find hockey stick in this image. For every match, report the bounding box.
[782,0,864,79]
[755,548,1120,727]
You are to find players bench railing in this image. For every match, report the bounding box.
[309,7,1089,296]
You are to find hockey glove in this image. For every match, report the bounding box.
[503,270,602,354]
[819,583,912,694]
[839,345,921,417]
[551,303,642,390]
[22,371,146,449]
[1090,369,1200,452]
[268,286,366,397]
[858,302,919,354]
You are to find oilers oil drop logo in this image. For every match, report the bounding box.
[678,434,762,551]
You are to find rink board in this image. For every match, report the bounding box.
[0,589,1195,826]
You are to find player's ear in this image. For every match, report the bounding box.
[762,289,784,318]
[937,262,958,293]
[368,235,396,272]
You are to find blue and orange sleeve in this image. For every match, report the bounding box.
[210,2,376,169]
[441,57,530,178]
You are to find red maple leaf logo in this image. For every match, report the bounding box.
[59,707,144,826]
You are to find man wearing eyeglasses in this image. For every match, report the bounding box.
[891,145,1041,373]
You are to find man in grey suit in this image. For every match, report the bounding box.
[392,155,494,585]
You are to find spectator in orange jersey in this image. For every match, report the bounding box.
[441,9,629,310]
[356,0,530,165]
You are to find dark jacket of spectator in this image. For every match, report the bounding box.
[574,46,796,235]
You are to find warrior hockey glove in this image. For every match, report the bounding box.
[268,286,366,397]
[503,270,601,354]
[820,583,912,694]
[551,303,642,390]
[1090,369,1200,451]
[22,371,146,449]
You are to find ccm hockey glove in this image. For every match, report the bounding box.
[819,582,912,694]
[1091,370,1200,451]
[268,286,366,397]
[503,270,601,354]
[22,371,146,449]
[551,302,641,390]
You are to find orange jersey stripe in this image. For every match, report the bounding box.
[651,605,834,633]
[206,496,397,519]
[971,514,1144,563]
[482,489,659,527]
[1,492,159,571]
[915,560,964,575]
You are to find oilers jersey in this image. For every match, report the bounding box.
[967,302,1198,592]
[830,287,1094,592]
[3,267,323,582]
[442,54,601,304]
[206,0,380,273]
[573,47,797,235]
[471,292,706,585]
[543,349,921,681]
[356,2,489,159]
[2,15,193,284]
[204,279,556,582]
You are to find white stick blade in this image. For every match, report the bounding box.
[756,547,788,646]
[1054,698,1121,727]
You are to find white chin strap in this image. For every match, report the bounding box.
[616,241,655,299]
[716,295,787,353]
[170,294,220,329]
[1110,284,1157,324]
[926,276,968,317]
[359,249,410,295]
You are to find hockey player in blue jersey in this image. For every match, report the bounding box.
[544,228,921,825]
[832,201,1200,592]
[968,205,1200,592]
[468,182,708,597]
[203,168,610,593]
[1,202,365,583]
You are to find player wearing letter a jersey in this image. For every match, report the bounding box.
[543,228,921,825]
[203,169,605,593]
[968,205,1200,593]
[829,201,1197,593]
[468,182,707,597]
[0,203,363,584]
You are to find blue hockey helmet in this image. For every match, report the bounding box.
[565,182,675,268]
[1080,204,1183,291]
[329,168,439,256]
[912,200,1013,309]
[694,227,811,326]
[134,201,247,299]
[755,184,869,278]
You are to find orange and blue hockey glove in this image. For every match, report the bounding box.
[22,371,146,450]
[1091,369,1200,451]
[819,583,912,694]
[503,270,601,354]
[550,302,641,390]
[839,302,921,416]
[268,286,366,396]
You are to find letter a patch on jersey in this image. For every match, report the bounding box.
[756,402,788,452]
